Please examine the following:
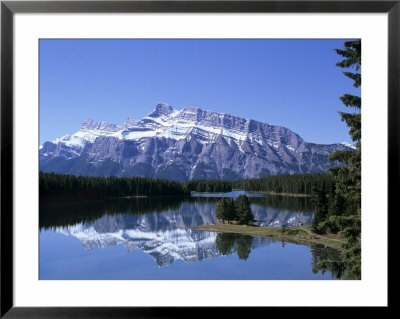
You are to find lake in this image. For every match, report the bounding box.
[39,191,342,280]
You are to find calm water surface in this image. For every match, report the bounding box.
[39,191,341,280]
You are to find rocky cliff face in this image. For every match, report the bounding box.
[40,103,354,181]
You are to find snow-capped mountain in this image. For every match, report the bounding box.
[40,102,353,181]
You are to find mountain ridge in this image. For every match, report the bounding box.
[40,102,355,181]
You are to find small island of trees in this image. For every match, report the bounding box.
[215,194,254,225]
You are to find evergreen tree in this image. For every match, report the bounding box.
[328,39,361,212]
[216,197,236,223]
[316,40,362,280]
[311,189,329,234]
[226,198,237,224]
[235,195,254,225]
[324,193,346,233]
[215,198,228,223]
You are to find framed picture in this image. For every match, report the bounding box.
[1,0,395,316]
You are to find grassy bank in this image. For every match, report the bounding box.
[193,224,343,251]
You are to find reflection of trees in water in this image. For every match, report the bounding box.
[249,196,312,212]
[310,245,343,279]
[215,233,253,261]
[39,197,184,229]
[40,194,313,230]
[215,233,236,255]
[236,235,252,260]
[214,234,343,276]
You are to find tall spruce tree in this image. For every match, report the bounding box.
[216,197,236,224]
[235,195,254,225]
[311,189,329,234]
[328,40,361,216]
[216,198,228,223]
[317,40,362,280]
[226,198,237,224]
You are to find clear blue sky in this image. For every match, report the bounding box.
[39,39,360,145]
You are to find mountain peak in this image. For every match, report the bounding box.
[148,102,177,118]
[81,119,99,131]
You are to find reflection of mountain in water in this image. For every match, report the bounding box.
[252,205,313,227]
[57,221,220,267]
[41,192,314,266]
[53,204,276,267]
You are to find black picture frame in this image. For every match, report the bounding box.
[1,0,395,317]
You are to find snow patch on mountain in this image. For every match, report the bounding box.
[49,103,282,150]
[341,142,357,150]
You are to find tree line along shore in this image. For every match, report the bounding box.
[39,171,334,200]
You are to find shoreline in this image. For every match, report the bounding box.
[108,195,149,199]
[193,224,343,251]
[40,194,190,205]
[191,190,312,197]
[246,191,312,197]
